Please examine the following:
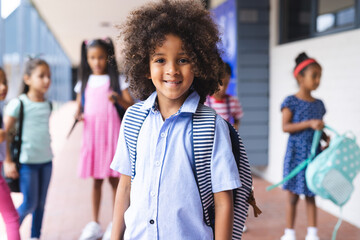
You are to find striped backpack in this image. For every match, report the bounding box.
[123,102,261,239]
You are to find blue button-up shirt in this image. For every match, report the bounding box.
[111,91,241,240]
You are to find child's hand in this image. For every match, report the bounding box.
[309,119,324,130]
[4,160,19,179]
[321,133,331,150]
[74,109,83,121]
[108,91,120,104]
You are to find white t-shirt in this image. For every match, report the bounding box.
[74,74,129,93]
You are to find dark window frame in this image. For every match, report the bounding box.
[280,0,360,44]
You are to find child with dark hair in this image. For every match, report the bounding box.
[205,62,243,130]
[280,52,327,240]
[3,58,53,240]
[74,37,134,240]
[0,67,20,240]
[110,0,241,239]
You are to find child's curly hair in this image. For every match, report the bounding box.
[120,0,224,103]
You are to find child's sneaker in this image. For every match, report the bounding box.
[280,229,296,240]
[305,227,319,240]
[305,236,319,240]
[102,222,112,240]
[79,221,103,240]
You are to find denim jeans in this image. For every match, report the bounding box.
[17,161,52,238]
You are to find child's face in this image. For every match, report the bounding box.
[149,34,194,105]
[0,70,8,101]
[87,46,107,75]
[24,64,51,94]
[216,74,230,97]
[298,65,322,91]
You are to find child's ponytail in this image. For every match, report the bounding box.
[104,38,120,94]
[79,41,91,94]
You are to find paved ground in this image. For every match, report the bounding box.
[1,101,359,240]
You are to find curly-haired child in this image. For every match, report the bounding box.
[110,0,242,239]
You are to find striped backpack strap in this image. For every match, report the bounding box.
[192,104,217,229]
[193,104,258,240]
[122,102,150,181]
[226,121,254,239]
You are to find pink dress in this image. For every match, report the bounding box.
[78,80,121,179]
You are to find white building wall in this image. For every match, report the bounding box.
[260,0,360,227]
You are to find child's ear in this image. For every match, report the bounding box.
[296,75,303,84]
[23,74,31,85]
[146,72,152,80]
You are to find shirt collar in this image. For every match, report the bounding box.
[140,91,200,114]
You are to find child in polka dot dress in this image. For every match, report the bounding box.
[280,53,328,240]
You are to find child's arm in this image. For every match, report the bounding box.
[3,115,18,179]
[214,190,234,240]
[231,97,243,131]
[111,174,131,240]
[109,89,134,110]
[233,119,240,131]
[0,129,6,142]
[74,93,83,121]
[282,107,324,133]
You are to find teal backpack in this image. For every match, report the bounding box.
[268,126,360,239]
[306,126,360,207]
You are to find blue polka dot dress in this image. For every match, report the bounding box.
[281,95,326,196]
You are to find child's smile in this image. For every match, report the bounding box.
[149,34,194,106]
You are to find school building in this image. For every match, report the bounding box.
[0,0,359,238]
[210,0,360,228]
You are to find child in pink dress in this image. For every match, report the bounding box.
[0,67,21,240]
[74,38,134,240]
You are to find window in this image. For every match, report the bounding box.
[280,0,311,43]
[280,0,359,44]
[317,0,355,33]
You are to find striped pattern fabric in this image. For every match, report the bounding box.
[123,102,252,239]
[192,104,217,228]
[205,95,244,123]
[228,121,253,239]
[193,104,252,240]
[122,102,150,180]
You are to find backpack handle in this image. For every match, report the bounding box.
[267,129,322,191]
[309,129,322,159]
[324,125,339,136]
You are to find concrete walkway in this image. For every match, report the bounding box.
[1,101,359,239]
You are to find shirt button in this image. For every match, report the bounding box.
[160,132,166,138]
[150,191,156,197]
[155,161,160,166]
[149,219,155,224]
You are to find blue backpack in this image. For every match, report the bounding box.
[123,102,261,239]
